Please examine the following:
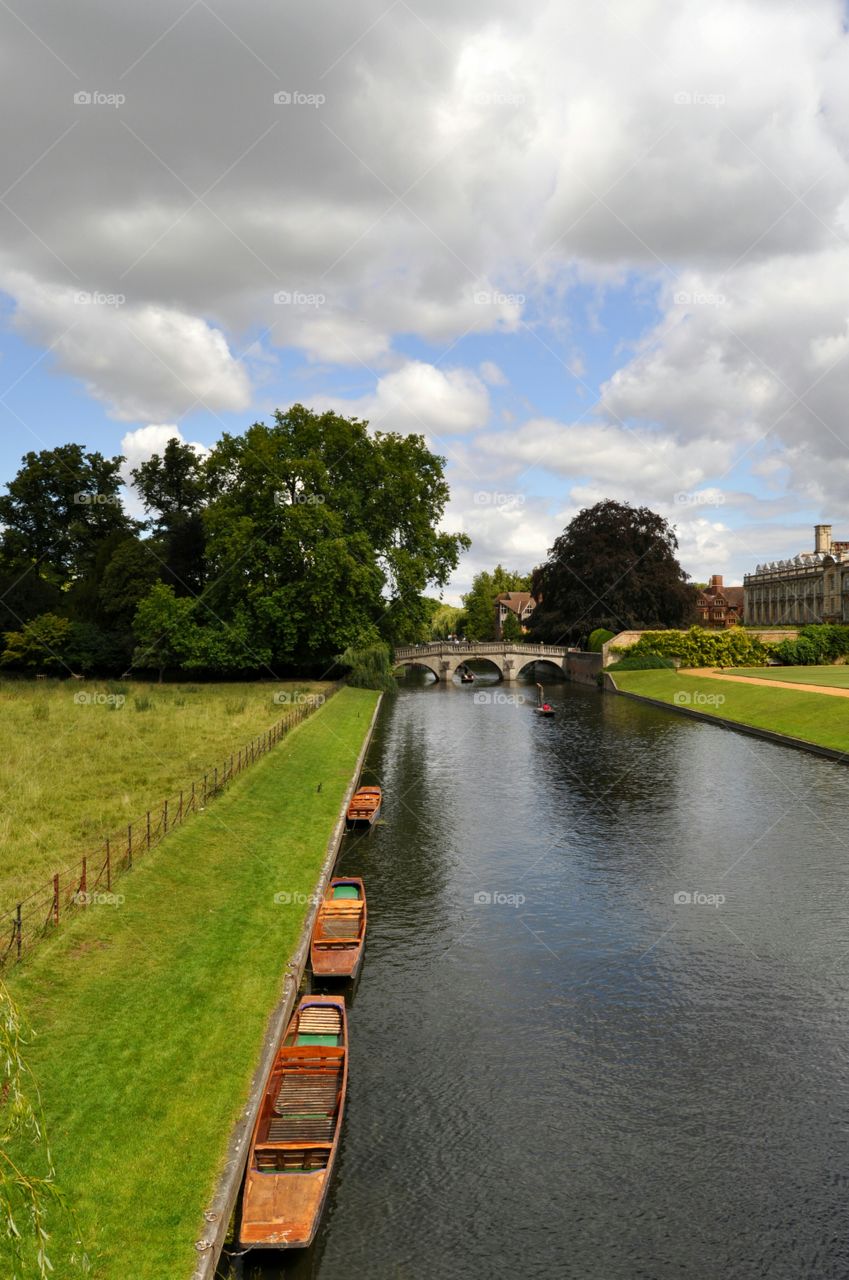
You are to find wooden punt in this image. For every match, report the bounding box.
[240,996,348,1250]
[346,785,381,828]
[310,878,366,980]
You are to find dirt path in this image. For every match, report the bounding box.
[679,669,849,698]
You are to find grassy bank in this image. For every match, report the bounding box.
[723,665,849,687]
[613,669,849,754]
[0,678,329,904]
[5,686,379,1280]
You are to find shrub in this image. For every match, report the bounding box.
[615,625,772,668]
[588,627,615,653]
[339,643,398,693]
[771,626,849,665]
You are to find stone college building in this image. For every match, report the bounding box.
[744,525,849,624]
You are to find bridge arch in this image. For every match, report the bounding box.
[451,656,504,682]
[514,657,567,682]
[393,658,440,682]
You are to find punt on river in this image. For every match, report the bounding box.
[346,785,381,828]
[239,996,348,1250]
[310,878,367,980]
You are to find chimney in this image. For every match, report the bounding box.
[815,524,832,554]
[710,574,723,592]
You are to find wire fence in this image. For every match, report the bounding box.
[0,686,339,968]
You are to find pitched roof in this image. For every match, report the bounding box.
[496,591,534,612]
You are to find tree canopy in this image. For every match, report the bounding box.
[0,406,470,676]
[528,500,695,644]
[462,565,531,640]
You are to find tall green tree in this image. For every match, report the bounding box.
[528,500,695,644]
[0,445,134,585]
[131,583,196,682]
[462,565,531,640]
[131,439,208,594]
[200,405,468,667]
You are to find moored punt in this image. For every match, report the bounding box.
[310,878,367,980]
[346,785,381,827]
[240,996,348,1250]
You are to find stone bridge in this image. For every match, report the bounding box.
[393,641,601,684]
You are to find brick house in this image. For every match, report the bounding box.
[696,575,744,628]
[494,591,536,638]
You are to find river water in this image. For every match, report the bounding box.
[221,670,849,1279]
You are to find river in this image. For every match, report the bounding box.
[220,670,849,1279]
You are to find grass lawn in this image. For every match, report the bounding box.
[722,665,849,687]
[613,669,849,754]
[0,677,330,905]
[4,686,379,1280]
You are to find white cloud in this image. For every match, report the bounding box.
[479,360,508,386]
[319,360,491,438]
[3,271,251,422]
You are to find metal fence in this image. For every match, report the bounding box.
[0,688,337,967]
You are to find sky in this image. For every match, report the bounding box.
[1,0,849,601]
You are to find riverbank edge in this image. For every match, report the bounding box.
[192,691,383,1280]
[604,672,849,763]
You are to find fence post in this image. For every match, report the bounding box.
[80,856,87,903]
[16,904,21,959]
[163,798,168,834]
[190,781,195,812]
[146,811,151,850]
[128,824,132,869]
[203,774,208,804]
[106,837,111,891]
[214,766,218,793]
[231,753,234,779]
[53,874,59,927]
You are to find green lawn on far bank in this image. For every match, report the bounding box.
[5,685,379,1280]
[613,669,849,754]
[723,665,849,687]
